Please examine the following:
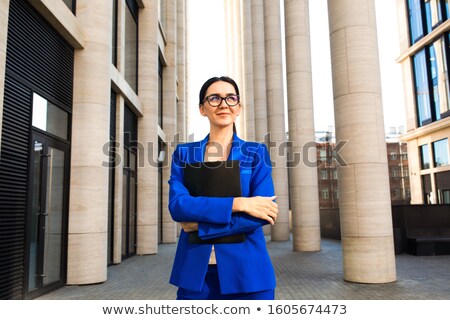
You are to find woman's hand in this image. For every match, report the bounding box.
[232,196,278,225]
[180,222,199,232]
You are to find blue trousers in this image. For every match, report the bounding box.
[176,264,275,300]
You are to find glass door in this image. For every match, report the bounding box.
[121,148,137,259]
[27,133,69,297]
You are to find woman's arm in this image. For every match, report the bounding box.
[168,145,234,225]
[197,144,278,239]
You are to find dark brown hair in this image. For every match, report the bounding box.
[198,76,240,133]
[198,76,240,105]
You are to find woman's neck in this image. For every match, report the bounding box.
[208,126,234,146]
[205,126,234,161]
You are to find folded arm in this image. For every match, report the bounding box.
[197,144,278,239]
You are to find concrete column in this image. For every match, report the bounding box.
[327,0,396,283]
[0,0,10,154]
[251,0,268,142]
[177,0,187,142]
[136,0,160,254]
[242,0,255,141]
[251,0,270,235]
[68,0,112,284]
[162,0,178,244]
[264,0,290,241]
[284,0,320,251]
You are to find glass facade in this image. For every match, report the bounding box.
[412,38,450,126]
[32,93,69,140]
[413,49,432,126]
[420,144,430,169]
[408,0,448,44]
[409,1,450,126]
[433,138,449,166]
[125,0,138,93]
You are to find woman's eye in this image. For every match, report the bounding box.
[227,96,238,103]
[209,95,221,102]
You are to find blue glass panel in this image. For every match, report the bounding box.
[433,139,449,167]
[429,44,441,121]
[425,1,432,32]
[421,144,430,169]
[408,0,424,44]
[413,50,432,126]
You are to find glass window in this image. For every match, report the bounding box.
[403,168,410,177]
[32,93,69,140]
[322,188,329,199]
[112,0,118,66]
[319,149,326,160]
[392,168,399,178]
[408,0,426,44]
[320,169,328,180]
[429,0,444,27]
[413,49,433,126]
[429,43,443,121]
[158,60,163,128]
[425,0,433,33]
[125,1,138,92]
[420,144,430,169]
[332,169,338,179]
[433,138,449,166]
[443,190,450,204]
[333,189,339,199]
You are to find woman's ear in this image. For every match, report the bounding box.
[199,104,207,117]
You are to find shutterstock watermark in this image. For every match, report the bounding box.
[101,133,348,169]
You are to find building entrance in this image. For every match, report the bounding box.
[26,132,70,298]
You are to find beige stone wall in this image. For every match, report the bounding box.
[0,0,10,154]
[328,0,396,283]
[162,0,178,244]
[403,119,450,204]
[28,0,84,49]
[68,0,112,284]
[251,0,268,143]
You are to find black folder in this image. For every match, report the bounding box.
[183,159,245,244]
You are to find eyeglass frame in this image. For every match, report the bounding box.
[202,94,240,107]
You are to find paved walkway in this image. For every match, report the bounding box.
[38,238,450,300]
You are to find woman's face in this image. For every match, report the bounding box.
[199,81,241,130]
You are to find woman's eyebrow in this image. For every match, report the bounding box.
[208,93,237,96]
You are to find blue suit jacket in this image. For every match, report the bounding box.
[168,133,276,294]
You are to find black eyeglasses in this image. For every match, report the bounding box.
[203,94,240,107]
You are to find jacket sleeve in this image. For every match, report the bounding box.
[168,145,234,224]
[197,143,275,239]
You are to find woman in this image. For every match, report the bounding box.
[168,76,278,300]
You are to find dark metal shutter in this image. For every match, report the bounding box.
[110,91,117,141]
[124,105,137,149]
[5,0,74,109]
[0,77,31,300]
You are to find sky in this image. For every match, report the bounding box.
[187,0,406,139]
